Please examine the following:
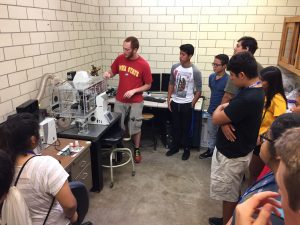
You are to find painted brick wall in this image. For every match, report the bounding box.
[0,0,103,122]
[1,0,300,122]
[99,0,300,109]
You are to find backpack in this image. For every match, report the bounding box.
[1,156,54,225]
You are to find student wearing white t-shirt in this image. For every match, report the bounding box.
[166,44,202,160]
[0,113,78,225]
[0,150,14,204]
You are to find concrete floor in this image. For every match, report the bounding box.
[85,138,222,225]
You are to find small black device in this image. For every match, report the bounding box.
[16,99,40,121]
[161,73,170,92]
[67,71,76,81]
[149,73,161,92]
[16,99,39,114]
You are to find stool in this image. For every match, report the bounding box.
[142,113,157,150]
[101,129,135,188]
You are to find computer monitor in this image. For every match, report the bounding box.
[149,73,161,92]
[161,73,170,92]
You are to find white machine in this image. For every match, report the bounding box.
[51,71,113,133]
[39,117,57,148]
[89,91,114,125]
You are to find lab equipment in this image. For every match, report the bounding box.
[51,70,111,134]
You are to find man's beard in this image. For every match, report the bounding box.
[125,51,134,59]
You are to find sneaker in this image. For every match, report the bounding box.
[134,148,142,163]
[166,149,179,156]
[182,150,190,160]
[199,149,213,159]
[208,217,223,225]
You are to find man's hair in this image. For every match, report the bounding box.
[268,113,300,158]
[0,113,40,164]
[260,66,287,111]
[180,44,194,56]
[276,127,300,211]
[0,150,14,200]
[215,54,229,65]
[227,51,257,79]
[124,36,139,50]
[238,36,258,54]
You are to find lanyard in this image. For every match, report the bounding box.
[247,81,261,88]
[26,150,36,155]
[240,172,276,201]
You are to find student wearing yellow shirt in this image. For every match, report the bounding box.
[249,66,287,185]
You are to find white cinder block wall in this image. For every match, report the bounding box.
[0,0,103,122]
[1,0,300,122]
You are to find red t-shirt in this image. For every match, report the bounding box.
[111,54,152,103]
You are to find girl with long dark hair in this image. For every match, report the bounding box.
[249,66,287,184]
[0,113,78,225]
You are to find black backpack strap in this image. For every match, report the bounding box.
[43,197,55,225]
[43,157,63,225]
[14,155,37,186]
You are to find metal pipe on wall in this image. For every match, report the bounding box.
[36,73,55,102]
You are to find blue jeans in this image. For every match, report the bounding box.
[207,113,218,151]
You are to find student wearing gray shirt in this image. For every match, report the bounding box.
[166,44,202,161]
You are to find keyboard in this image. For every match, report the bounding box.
[143,95,166,103]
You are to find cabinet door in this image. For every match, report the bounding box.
[71,148,90,177]
[71,148,92,190]
[278,16,300,76]
[75,165,93,191]
[281,23,296,64]
[296,35,300,70]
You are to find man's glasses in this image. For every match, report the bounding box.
[260,133,274,143]
[212,63,222,67]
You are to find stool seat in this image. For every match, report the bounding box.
[142,113,155,120]
[102,129,123,144]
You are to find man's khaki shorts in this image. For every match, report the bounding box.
[210,148,252,202]
[114,101,144,135]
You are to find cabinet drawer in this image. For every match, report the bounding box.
[75,164,92,191]
[70,148,90,179]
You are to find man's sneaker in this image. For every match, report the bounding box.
[166,149,179,156]
[208,217,223,225]
[199,149,213,159]
[134,148,142,163]
[182,150,190,160]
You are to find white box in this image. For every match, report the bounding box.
[39,117,57,146]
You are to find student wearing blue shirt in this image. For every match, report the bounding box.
[234,126,300,225]
[229,113,300,225]
[200,54,229,159]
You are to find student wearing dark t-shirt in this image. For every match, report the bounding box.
[208,52,264,225]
